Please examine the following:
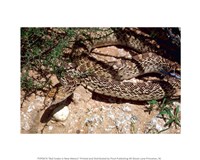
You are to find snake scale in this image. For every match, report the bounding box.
[48,28,180,105]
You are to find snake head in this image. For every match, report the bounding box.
[161,62,181,79]
[171,61,181,71]
[164,61,181,73]
[171,63,181,77]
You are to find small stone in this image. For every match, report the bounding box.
[48,126,53,130]
[50,74,59,86]
[52,106,70,121]
[122,106,132,112]
[28,70,39,79]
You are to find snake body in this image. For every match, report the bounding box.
[55,28,180,103]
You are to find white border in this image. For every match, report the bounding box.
[1,0,200,160]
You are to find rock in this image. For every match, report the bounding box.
[50,74,59,86]
[21,95,44,132]
[72,86,92,104]
[52,106,70,121]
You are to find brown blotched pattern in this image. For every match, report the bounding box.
[51,28,180,106]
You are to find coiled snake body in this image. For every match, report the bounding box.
[51,28,180,104]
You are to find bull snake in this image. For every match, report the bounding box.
[46,28,180,106]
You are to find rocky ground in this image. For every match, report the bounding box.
[21,46,181,134]
[21,86,180,134]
